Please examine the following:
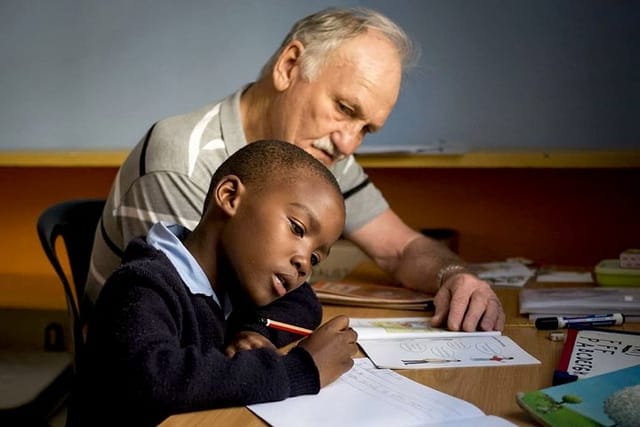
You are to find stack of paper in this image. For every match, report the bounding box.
[519,287,640,322]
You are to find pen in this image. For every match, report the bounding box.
[259,317,313,336]
[535,313,625,330]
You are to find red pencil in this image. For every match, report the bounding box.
[260,317,313,336]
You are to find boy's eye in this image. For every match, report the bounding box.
[310,253,320,266]
[290,219,304,237]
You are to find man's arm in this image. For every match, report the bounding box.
[345,208,505,332]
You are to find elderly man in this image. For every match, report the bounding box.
[87,7,504,332]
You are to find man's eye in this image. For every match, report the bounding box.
[310,253,320,266]
[338,102,353,116]
[290,220,304,237]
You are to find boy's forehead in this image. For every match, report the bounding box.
[265,171,341,201]
[270,164,318,182]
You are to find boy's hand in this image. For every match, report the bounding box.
[225,331,281,357]
[298,315,358,388]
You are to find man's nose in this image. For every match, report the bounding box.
[332,123,365,156]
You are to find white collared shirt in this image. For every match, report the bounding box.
[146,222,232,319]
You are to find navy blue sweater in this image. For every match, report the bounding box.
[67,237,322,427]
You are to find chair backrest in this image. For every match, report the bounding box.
[36,199,105,369]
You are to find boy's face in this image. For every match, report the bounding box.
[221,174,344,307]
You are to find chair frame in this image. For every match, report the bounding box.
[36,198,105,370]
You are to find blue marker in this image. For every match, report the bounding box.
[535,313,625,330]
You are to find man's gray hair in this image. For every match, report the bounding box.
[259,7,418,81]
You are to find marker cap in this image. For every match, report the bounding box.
[535,317,559,330]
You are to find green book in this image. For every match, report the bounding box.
[517,365,640,426]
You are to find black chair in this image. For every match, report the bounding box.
[0,199,104,426]
[36,198,105,371]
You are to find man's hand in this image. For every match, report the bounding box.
[345,209,505,331]
[430,273,505,332]
[225,331,281,358]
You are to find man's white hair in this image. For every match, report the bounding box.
[259,7,419,81]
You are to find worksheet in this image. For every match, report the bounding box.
[248,358,516,427]
[357,335,540,370]
[349,317,539,370]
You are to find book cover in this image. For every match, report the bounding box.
[517,365,640,427]
[312,281,433,310]
[519,287,640,316]
[350,317,539,370]
[553,328,640,385]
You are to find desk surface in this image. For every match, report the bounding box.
[159,267,639,427]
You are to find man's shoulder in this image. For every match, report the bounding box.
[152,101,225,145]
[138,97,234,177]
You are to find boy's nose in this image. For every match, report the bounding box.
[292,254,311,283]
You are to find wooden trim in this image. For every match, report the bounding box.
[0,149,638,168]
[0,151,129,167]
[356,150,640,168]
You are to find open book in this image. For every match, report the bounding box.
[351,317,540,369]
[249,358,516,427]
[312,280,433,310]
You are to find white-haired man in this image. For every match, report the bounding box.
[87,7,505,333]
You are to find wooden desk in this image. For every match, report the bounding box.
[160,271,639,427]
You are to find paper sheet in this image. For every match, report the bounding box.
[468,261,535,287]
[358,335,540,370]
[248,358,515,427]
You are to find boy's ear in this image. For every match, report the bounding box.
[273,40,304,91]
[214,175,245,216]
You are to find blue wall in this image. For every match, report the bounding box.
[1,0,638,151]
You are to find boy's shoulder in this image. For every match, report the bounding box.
[103,237,182,295]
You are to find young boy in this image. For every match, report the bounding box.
[67,140,358,427]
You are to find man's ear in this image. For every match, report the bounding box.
[272,40,304,91]
[214,175,245,216]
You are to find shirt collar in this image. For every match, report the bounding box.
[146,222,232,318]
[220,85,250,156]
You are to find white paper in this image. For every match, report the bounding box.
[350,317,501,340]
[248,358,515,427]
[357,335,540,370]
[467,261,535,287]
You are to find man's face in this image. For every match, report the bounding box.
[221,175,345,307]
[272,31,402,166]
